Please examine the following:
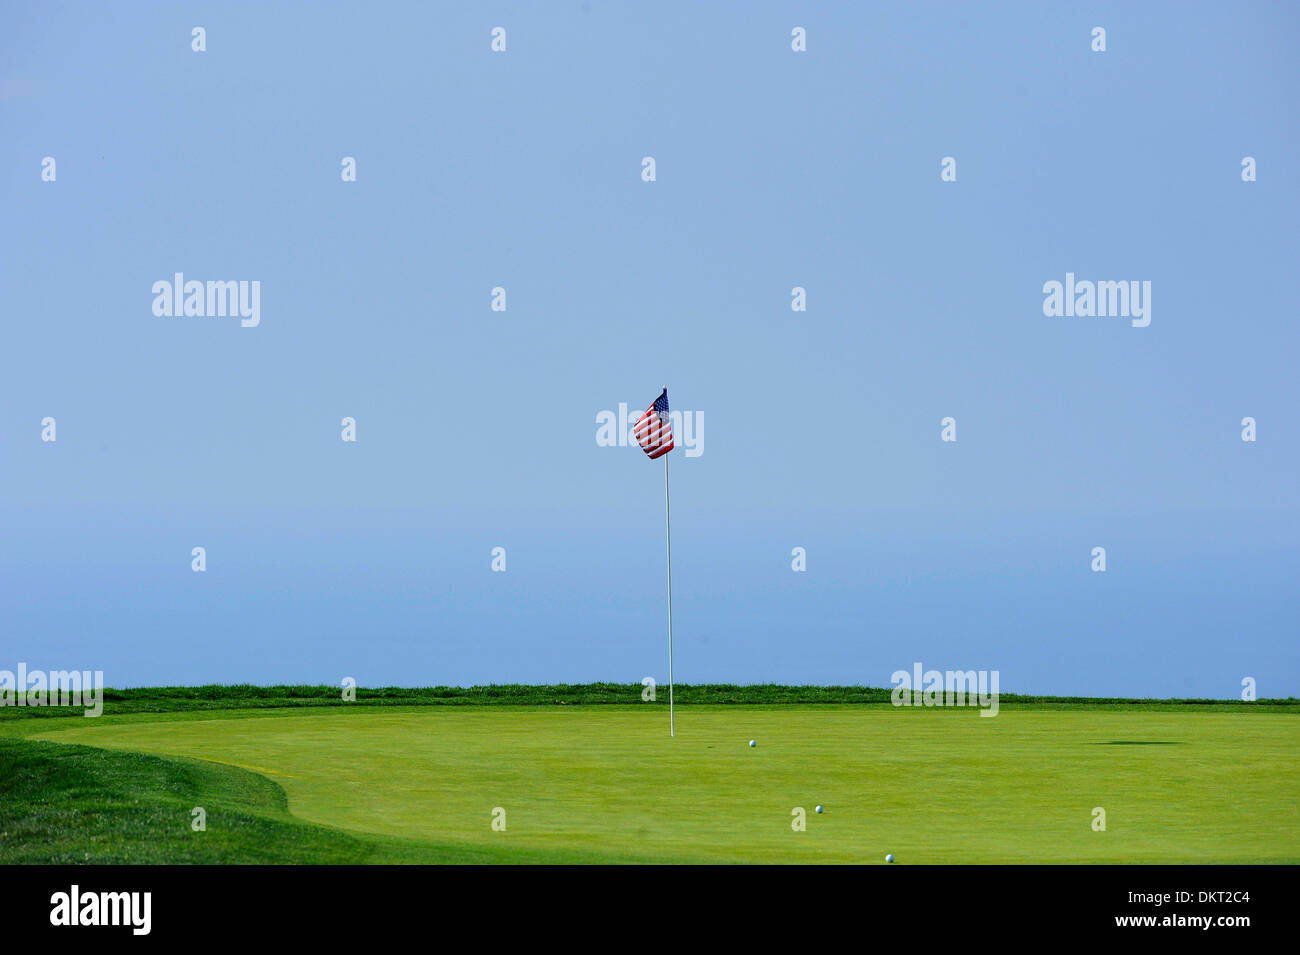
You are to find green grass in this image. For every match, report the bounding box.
[5,693,1298,864]
[3,682,1294,722]
[0,736,376,863]
[0,735,648,863]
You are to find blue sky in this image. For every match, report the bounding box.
[2,2,1297,696]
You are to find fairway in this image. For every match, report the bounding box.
[27,705,1300,864]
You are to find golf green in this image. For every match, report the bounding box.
[28,705,1300,863]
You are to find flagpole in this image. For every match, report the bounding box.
[664,447,674,737]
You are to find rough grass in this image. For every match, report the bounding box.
[0,736,644,864]
[0,736,374,863]
[2,682,1295,723]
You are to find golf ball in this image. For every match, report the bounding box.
[815,805,823,814]
[885,853,895,863]
[749,739,756,747]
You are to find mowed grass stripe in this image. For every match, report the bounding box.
[29,705,1300,864]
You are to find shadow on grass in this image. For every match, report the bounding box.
[1095,740,1184,745]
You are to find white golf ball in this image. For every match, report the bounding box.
[885,853,895,863]
[749,739,756,747]
[815,805,823,814]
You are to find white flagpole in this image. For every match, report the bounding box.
[664,446,675,737]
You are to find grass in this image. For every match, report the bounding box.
[0,736,374,864]
[4,689,1298,864]
[2,682,1294,722]
[0,735,641,863]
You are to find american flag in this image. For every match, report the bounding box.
[634,389,674,460]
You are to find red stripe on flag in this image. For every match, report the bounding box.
[634,404,674,459]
